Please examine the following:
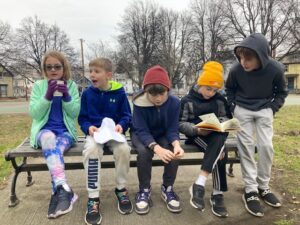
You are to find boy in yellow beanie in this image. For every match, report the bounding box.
[179,61,232,218]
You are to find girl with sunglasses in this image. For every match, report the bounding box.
[29,51,80,219]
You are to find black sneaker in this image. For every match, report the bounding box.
[85,198,102,225]
[189,183,205,211]
[135,187,152,215]
[55,185,78,217]
[210,194,228,218]
[258,188,282,208]
[115,188,133,214]
[243,192,264,217]
[161,185,182,213]
[47,192,58,219]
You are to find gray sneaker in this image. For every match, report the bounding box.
[189,183,205,211]
[47,192,58,219]
[210,194,228,217]
[55,185,78,217]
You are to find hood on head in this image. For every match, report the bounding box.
[234,33,270,69]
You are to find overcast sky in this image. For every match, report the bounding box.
[1,0,190,50]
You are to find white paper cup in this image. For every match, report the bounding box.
[53,80,64,96]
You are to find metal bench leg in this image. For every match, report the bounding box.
[9,168,20,207]
[26,170,34,187]
[227,163,235,177]
[8,157,28,207]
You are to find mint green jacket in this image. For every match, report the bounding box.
[29,79,80,148]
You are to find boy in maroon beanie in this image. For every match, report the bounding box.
[131,65,184,215]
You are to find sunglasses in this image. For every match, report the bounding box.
[45,64,63,71]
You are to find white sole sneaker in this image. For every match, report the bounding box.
[242,194,264,217]
[160,194,182,213]
[55,193,78,217]
[189,186,205,211]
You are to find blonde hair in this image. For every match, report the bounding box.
[42,51,72,80]
[89,57,112,72]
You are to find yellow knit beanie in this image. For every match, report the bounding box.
[197,61,224,89]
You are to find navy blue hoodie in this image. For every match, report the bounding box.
[225,33,288,113]
[78,81,131,135]
[131,91,180,147]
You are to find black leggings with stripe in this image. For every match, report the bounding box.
[190,132,228,192]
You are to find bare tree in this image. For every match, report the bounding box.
[156,8,193,88]
[184,0,232,84]
[0,21,12,66]
[14,16,78,76]
[48,24,78,65]
[117,0,161,88]
[85,40,114,61]
[0,21,28,81]
[224,0,299,58]
[0,21,12,59]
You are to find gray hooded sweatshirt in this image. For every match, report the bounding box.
[225,33,288,113]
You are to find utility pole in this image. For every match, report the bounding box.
[79,38,86,88]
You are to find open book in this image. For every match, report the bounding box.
[93,118,126,144]
[195,113,241,132]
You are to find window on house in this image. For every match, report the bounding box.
[0,84,8,97]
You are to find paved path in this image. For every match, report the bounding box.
[0,159,289,225]
[0,101,29,114]
[1,94,299,114]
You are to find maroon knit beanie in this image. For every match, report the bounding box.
[142,65,171,90]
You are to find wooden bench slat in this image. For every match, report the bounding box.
[6,137,238,159]
[4,134,239,207]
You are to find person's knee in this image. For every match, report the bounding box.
[137,147,153,161]
[113,143,131,159]
[40,131,56,149]
[83,136,100,158]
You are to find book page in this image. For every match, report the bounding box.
[199,113,219,123]
[195,113,240,132]
[196,113,222,131]
[221,118,241,131]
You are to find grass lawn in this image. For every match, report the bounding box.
[0,114,31,185]
[0,106,299,195]
[272,106,300,195]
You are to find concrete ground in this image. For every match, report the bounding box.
[0,94,300,114]
[0,158,288,225]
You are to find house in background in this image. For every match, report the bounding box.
[0,67,13,98]
[114,72,137,94]
[281,53,300,93]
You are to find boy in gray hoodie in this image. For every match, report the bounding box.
[225,33,288,217]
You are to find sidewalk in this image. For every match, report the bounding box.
[0,94,300,114]
[0,160,286,225]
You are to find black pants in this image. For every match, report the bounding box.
[189,132,228,192]
[131,132,179,190]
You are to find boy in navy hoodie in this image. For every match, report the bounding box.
[131,65,184,215]
[78,58,132,225]
[225,33,288,217]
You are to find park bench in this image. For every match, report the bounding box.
[5,135,240,207]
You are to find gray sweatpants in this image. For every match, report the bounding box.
[83,136,131,198]
[234,105,274,193]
